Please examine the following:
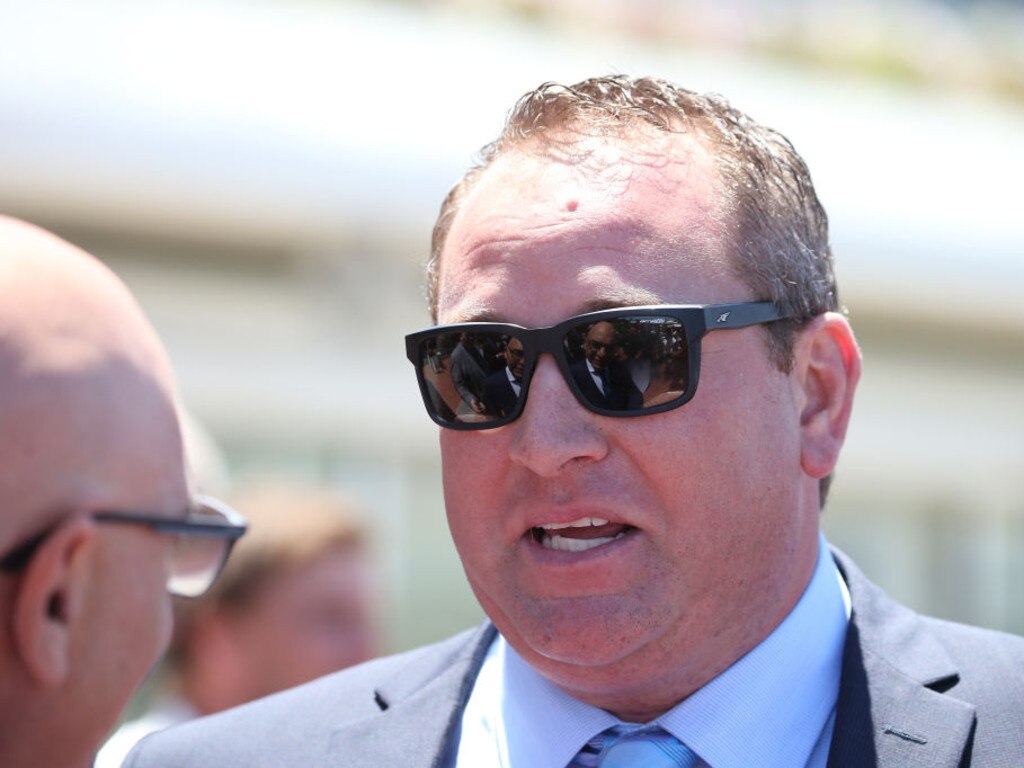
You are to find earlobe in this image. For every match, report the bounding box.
[12,516,97,688]
[794,312,862,479]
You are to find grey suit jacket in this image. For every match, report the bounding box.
[124,550,1024,767]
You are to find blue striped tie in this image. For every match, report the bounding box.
[570,725,701,767]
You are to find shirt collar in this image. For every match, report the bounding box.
[657,532,849,767]
[456,634,618,768]
[505,366,521,393]
[488,533,848,768]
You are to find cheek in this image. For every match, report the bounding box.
[139,559,174,660]
[440,432,505,540]
[632,367,799,523]
[124,539,174,635]
[105,555,173,692]
[152,595,174,663]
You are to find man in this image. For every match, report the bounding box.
[126,76,1024,767]
[0,217,246,768]
[483,336,525,417]
[569,321,643,411]
[449,333,495,415]
[95,481,378,767]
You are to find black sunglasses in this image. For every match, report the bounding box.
[0,495,248,598]
[405,302,791,430]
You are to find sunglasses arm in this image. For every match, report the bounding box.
[703,302,787,331]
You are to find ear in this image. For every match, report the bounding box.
[792,312,862,480]
[11,515,97,688]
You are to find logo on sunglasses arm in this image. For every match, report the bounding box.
[715,312,732,324]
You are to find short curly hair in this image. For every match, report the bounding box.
[428,74,839,370]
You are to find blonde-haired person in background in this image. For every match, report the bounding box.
[96,482,378,767]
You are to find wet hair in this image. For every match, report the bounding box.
[428,74,839,372]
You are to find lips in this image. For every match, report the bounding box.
[530,517,634,552]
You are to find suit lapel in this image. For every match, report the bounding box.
[828,550,975,768]
[327,624,496,768]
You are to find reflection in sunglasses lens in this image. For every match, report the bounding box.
[418,332,524,425]
[565,316,688,412]
[415,315,691,426]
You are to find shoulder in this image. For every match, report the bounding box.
[568,359,590,377]
[483,368,507,386]
[836,546,1024,698]
[832,548,1024,764]
[123,624,494,768]
[918,614,1024,705]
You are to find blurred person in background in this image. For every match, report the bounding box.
[0,216,245,768]
[96,482,379,767]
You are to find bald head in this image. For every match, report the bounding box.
[0,217,191,767]
[0,217,185,550]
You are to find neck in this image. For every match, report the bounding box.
[0,719,94,768]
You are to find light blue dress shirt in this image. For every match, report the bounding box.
[455,533,850,768]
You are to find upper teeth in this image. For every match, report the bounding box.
[540,517,609,530]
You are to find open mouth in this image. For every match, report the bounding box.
[530,517,635,553]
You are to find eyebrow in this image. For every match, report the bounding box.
[451,291,666,326]
[576,292,663,314]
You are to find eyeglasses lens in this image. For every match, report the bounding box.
[165,507,231,598]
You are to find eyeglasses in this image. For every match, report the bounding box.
[405,302,791,430]
[0,495,248,598]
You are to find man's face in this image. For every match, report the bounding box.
[583,322,616,370]
[434,133,820,718]
[504,337,525,379]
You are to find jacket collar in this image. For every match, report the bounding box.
[327,623,496,768]
[326,552,977,768]
[828,548,975,767]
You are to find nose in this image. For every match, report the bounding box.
[508,355,609,477]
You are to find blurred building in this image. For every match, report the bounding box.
[2,0,1022,645]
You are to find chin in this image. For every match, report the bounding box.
[502,594,662,670]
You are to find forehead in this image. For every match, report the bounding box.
[436,131,743,325]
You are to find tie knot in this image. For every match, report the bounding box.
[597,726,700,768]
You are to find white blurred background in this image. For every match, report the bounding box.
[2,0,1022,650]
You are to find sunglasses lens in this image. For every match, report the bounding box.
[414,330,526,427]
[411,314,693,427]
[563,315,690,413]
